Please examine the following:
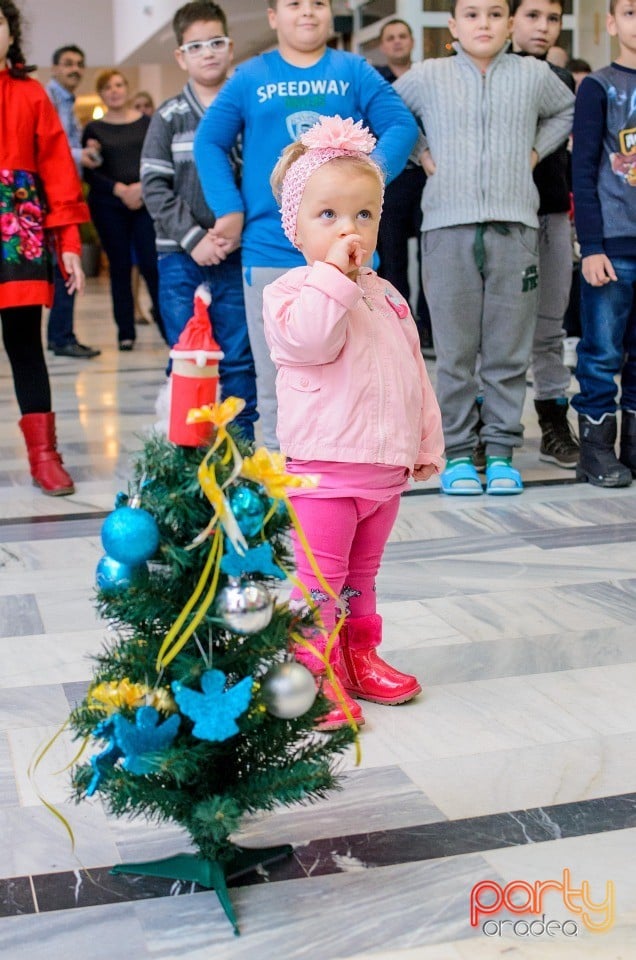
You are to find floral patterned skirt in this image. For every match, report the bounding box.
[0,169,53,289]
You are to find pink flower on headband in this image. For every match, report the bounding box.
[300,116,377,155]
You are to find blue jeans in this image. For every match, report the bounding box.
[158,251,257,440]
[47,262,77,348]
[572,256,636,419]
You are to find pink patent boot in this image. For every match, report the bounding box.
[340,614,422,705]
[294,635,364,730]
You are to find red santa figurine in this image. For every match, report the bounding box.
[168,286,224,446]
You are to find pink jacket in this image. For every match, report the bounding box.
[263,262,445,472]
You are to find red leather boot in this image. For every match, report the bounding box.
[340,614,422,705]
[19,413,75,496]
[294,634,364,730]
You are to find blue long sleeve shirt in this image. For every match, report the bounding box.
[46,78,82,173]
[572,63,636,259]
[194,47,418,268]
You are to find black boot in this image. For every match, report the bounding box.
[619,409,636,476]
[535,398,579,469]
[576,413,632,487]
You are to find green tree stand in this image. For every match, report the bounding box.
[111,842,294,934]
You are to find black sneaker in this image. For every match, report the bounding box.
[53,342,101,359]
[535,398,579,469]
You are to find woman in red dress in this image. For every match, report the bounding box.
[0,0,88,494]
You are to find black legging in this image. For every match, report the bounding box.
[0,305,51,414]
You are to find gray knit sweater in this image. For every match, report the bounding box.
[394,42,575,231]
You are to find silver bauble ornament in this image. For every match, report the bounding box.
[261,662,317,719]
[216,581,273,634]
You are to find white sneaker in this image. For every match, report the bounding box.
[563,337,580,371]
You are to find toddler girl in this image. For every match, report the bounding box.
[263,116,444,729]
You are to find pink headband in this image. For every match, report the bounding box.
[280,115,384,247]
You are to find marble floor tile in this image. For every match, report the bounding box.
[0,902,151,960]
[0,596,43,639]
[401,732,636,821]
[0,733,19,807]
[403,587,630,643]
[339,930,634,959]
[0,877,35,919]
[34,588,103,634]
[0,632,104,689]
[0,803,120,878]
[388,624,636,686]
[0,685,70,731]
[353,665,636,763]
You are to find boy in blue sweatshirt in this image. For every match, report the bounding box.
[193,0,418,448]
[571,0,636,487]
[141,2,257,440]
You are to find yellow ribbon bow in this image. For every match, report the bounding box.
[187,396,246,463]
[240,447,318,500]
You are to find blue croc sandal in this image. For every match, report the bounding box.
[485,458,523,495]
[440,458,483,496]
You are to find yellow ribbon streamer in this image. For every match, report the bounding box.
[186,398,248,552]
[190,453,247,552]
[28,718,78,852]
[156,526,223,670]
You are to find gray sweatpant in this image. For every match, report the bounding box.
[242,265,288,449]
[422,223,539,460]
[532,212,572,400]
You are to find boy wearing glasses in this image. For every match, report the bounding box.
[141,1,257,440]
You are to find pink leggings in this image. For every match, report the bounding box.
[289,494,401,631]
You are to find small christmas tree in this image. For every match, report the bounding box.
[68,317,357,934]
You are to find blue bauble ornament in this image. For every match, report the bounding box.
[96,554,147,595]
[101,504,160,566]
[228,486,266,538]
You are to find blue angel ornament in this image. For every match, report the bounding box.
[220,540,286,580]
[85,707,180,794]
[113,706,181,775]
[172,670,253,742]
